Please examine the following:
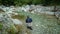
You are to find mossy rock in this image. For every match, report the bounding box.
[7,24,18,34]
[8,29,16,34]
[14,24,23,34]
[12,14,26,20]
[7,24,24,34]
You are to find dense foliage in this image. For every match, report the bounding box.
[0,0,60,6]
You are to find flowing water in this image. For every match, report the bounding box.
[0,6,60,34]
[16,11,60,34]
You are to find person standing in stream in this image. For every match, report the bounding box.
[26,16,33,30]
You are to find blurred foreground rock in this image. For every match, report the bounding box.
[0,9,27,34]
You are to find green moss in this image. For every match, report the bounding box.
[0,23,3,30]
[12,14,26,20]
